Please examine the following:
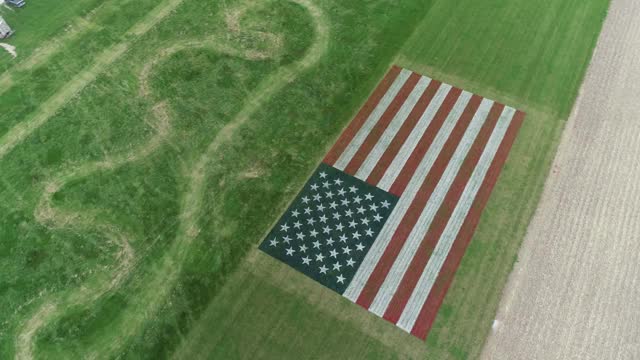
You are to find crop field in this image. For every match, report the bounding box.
[0,0,608,359]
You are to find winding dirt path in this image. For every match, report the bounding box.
[13,1,191,352]
[482,0,640,359]
[87,0,328,356]
[15,72,170,360]
[14,0,328,358]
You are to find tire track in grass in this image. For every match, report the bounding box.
[14,0,326,358]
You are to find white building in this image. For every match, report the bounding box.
[0,16,13,39]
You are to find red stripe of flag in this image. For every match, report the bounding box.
[383,102,505,324]
[410,110,525,339]
[388,88,463,196]
[366,80,442,186]
[354,95,482,310]
[324,66,402,165]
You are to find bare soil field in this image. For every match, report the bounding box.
[482,0,640,358]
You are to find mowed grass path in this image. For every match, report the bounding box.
[0,0,608,359]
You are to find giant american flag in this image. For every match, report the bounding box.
[259,65,524,339]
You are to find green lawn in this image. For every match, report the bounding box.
[0,0,102,71]
[0,0,608,359]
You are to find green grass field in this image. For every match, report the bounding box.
[0,0,608,359]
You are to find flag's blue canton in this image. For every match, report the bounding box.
[259,163,398,294]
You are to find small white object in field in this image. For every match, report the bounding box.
[0,42,16,57]
[492,319,500,331]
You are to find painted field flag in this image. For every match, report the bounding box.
[259,65,524,339]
